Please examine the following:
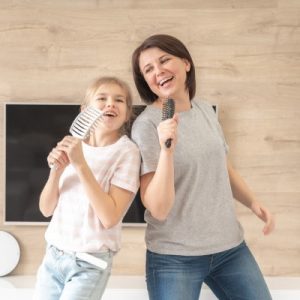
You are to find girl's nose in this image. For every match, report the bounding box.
[106,98,115,107]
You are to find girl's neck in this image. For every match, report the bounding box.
[86,130,121,147]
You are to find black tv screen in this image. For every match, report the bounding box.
[4,103,146,225]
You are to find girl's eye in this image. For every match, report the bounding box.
[116,98,125,103]
[96,97,106,101]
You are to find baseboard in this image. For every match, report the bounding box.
[0,276,299,300]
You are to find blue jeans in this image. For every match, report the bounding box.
[34,245,113,300]
[146,241,272,300]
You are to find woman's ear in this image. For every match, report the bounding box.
[186,63,191,72]
[183,58,191,72]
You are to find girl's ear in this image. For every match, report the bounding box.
[80,104,86,112]
[126,111,131,122]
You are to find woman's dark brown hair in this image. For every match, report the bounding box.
[132,34,196,104]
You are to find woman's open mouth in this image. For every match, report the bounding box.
[158,76,175,87]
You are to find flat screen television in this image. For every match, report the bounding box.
[4,103,146,226]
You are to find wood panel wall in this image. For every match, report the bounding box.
[0,0,299,276]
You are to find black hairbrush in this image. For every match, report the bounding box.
[162,98,175,148]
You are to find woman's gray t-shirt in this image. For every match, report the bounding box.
[131,99,244,255]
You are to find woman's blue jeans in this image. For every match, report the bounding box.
[146,241,272,300]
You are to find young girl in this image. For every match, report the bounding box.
[34,76,141,300]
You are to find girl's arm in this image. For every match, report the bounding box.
[227,158,275,235]
[39,170,62,217]
[75,164,135,229]
[39,144,69,217]
[59,135,137,229]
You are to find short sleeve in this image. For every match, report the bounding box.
[111,143,141,194]
[131,117,160,175]
[201,101,229,153]
[216,121,229,153]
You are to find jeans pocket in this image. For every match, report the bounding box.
[47,244,60,261]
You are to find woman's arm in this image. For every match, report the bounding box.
[140,150,175,221]
[139,114,178,221]
[227,158,275,235]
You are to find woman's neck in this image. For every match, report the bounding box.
[154,91,191,112]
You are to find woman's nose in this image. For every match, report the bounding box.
[154,64,164,76]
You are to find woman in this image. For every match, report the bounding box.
[131,34,275,300]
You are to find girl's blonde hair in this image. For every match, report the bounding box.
[82,76,133,135]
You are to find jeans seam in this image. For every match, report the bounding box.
[208,254,214,272]
[153,268,157,300]
[208,274,232,300]
[147,250,157,300]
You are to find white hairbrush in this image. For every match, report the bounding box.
[49,106,103,169]
[69,106,103,139]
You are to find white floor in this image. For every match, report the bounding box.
[0,276,299,300]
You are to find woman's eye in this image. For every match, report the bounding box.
[144,67,152,74]
[161,57,170,64]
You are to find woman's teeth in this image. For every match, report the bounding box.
[159,76,174,86]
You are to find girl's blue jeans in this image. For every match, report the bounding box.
[34,245,113,300]
[146,241,272,300]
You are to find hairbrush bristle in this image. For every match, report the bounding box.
[69,106,103,139]
[162,98,175,121]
